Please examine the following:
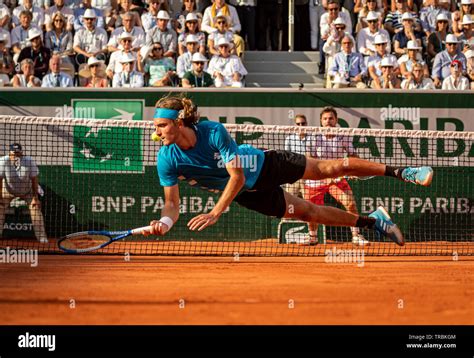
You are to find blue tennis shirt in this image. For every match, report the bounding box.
[157,121,265,192]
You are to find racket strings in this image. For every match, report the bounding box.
[60,234,110,251]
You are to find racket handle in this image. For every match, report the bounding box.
[131,225,153,235]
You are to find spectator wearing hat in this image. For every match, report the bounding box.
[177,12,206,55]
[138,41,176,86]
[12,0,44,29]
[323,17,347,88]
[441,59,470,89]
[145,10,177,58]
[354,0,384,33]
[17,28,51,79]
[107,11,145,52]
[74,0,104,31]
[372,56,401,88]
[175,0,204,35]
[457,15,474,52]
[106,32,136,79]
[384,0,421,36]
[401,62,436,89]
[399,40,429,79]
[452,0,473,34]
[328,34,367,89]
[44,12,74,67]
[106,0,142,31]
[208,37,247,87]
[41,54,74,87]
[465,48,474,88]
[427,13,450,64]
[176,34,199,78]
[432,34,467,86]
[10,10,41,57]
[112,51,143,87]
[367,34,398,87]
[182,52,213,87]
[73,8,108,65]
[141,0,161,33]
[11,58,41,86]
[357,11,390,57]
[44,0,74,32]
[393,12,424,57]
[207,12,236,56]
[83,55,108,87]
[419,0,451,36]
[0,33,13,82]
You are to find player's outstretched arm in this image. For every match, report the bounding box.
[188,160,245,231]
[147,185,180,236]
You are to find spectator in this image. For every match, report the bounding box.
[106,32,136,79]
[83,56,108,87]
[208,37,247,87]
[367,34,398,87]
[452,0,473,34]
[374,56,401,88]
[107,11,145,52]
[328,34,367,88]
[138,42,176,86]
[465,48,474,88]
[175,0,204,35]
[393,12,424,57]
[18,28,51,79]
[457,15,474,53]
[12,0,44,29]
[419,0,451,36]
[355,0,385,33]
[107,0,141,31]
[0,33,13,83]
[11,58,41,86]
[0,1,11,32]
[182,52,214,87]
[432,34,467,87]
[441,59,470,88]
[309,0,325,50]
[384,0,421,36]
[44,12,74,66]
[11,11,40,58]
[177,12,205,55]
[141,0,160,33]
[399,40,429,79]
[229,0,256,51]
[176,33,199,78]
[44,0,74,32]
[145,10,177,58]
[74,0,105,31]
[357,11,391,57]
[323,17,347,88]
[427,13,450,64]
[401,62,436,88]
[112,52,144,87]
[207,12,235,56]
[73,8,108,65]
[41,54,74,87]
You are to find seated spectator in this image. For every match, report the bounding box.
[354,0,384,33]
[432,34,467,87]
[138,42,176,86]
[145,10,177,58]
[12,0,44,29]
[452,0,474,35]
[0,33,14,83]
[427,13,450,64]
[11,58,41,86]
[457,15,474,53]
[441,59,470,89]
[112,52,144,87]
[372,56,401,88]
[41,54,74,87]
[178,12,205,55]
[92,0,114,14]
[73,9,108,65]
[399,40,430,80]
[323,17,347,88]
[208,37,247,87]
[367,34,398,85]
[17,28,51,79]
[141,0,160,33]
[393,12,424,57]
[83,56,108,87]
[107,11,145,52]
[207,13,235,56]
[107,0,142,31]
[357,11,391,57]
[384,0,421,36]
[44,12,74,66]
[106,32,136,79]
[176,34,199,78]
[11,10,41,58]
[45,0,74,32]
[328,34,367,89]
[74,0,105,31]
[175,0,204,34]
[201,0,244,56]
[0,2,11,32]
[465,49,474,88]
[401,62,436,89]
[182,52,214,87]
[419,0,451,36]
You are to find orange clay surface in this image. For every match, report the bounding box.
[0,255,472,325]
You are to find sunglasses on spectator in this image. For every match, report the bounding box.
[368,20,377,23]
[187,21,198,24]
[217,20,226,24]
[295,122,307,126]
[84,18,94,21]
[122,39,132,43]
[194,62,204,66]
[328,7,339,11]
[335,26,345,30]
[153,47,163,50]
[446,43,457,46]
[89,64,100,68]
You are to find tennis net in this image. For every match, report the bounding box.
[0,115,472,256]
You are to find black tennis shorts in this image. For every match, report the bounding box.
[234,150,307,218]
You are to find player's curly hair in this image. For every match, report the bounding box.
[155,94,199,127]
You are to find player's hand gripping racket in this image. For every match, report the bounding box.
[58,225,152,253]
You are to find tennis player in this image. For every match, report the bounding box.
[147,95,434,246]
[305,106,369,246]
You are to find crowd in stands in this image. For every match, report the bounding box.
[0,0,472,89]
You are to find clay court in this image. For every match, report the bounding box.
[1,249,472,325]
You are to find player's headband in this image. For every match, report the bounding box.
[154,108,180,120]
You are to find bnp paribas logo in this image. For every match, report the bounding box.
[71,99,144,173]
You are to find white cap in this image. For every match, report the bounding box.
[157,10,170,20]
[366,11,379,21]
[401,12,414,21]
[436,13,449,22]
[445,34,459,43]
[87,56,104,66]
[118,32,134,41]
[185,12,198,22]
[119,52,136,63]
[0,33,8,42]
[27,28,42,41]
[373,34,388,44]
[461,14,474,25]
[333,17,346,26]
[461,0,472,5]
[380,57,394,67]
[185,34,199,44]
[83,8,96,18]
[464,49,474,58]
[217,37,231,47]
[213,12,230,24]
[192,52,208,62]
[407,40,421,50]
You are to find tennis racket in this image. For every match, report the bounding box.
[344,175,376,181]
[58,225,153,253]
